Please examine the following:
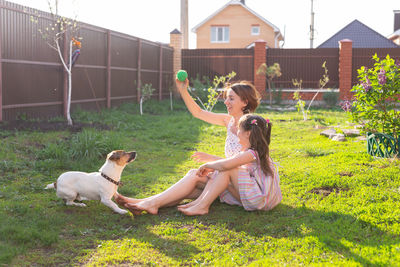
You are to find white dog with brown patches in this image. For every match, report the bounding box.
[45,150,136,214]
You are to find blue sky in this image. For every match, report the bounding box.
[7,0,400,48]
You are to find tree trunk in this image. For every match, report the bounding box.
[140,97,143,115]
[67,40,73,125]
[170,91,173,111]
[267,80,272,105]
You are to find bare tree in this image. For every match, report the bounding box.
[31,0,81,125]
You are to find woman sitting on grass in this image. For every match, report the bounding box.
[178,114,282,215]
[114,78,261,215]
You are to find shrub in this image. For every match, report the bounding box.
[37,129,124,163]
[188,71,236,112]
[323,90,339,107]
[350,54,400,138]
[189,74,212,104]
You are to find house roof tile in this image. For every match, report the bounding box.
[317,19,399,48]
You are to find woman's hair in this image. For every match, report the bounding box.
[223,81,260,114]
[238,114,272,176]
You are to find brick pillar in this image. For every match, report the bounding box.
[170,29,182,78]
[253,40,267,97]
[339,39,353,100]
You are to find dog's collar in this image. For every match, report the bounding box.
[101,172,122,186]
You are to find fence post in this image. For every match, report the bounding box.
[137,39,142,103]
[253,40,267,97]
[159,44,163,101]
[339,39,353,100]
[63,32,68,119]
[169,29,182,79]
[106,30,111,108]
[0,14,3,122]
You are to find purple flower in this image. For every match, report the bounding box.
[339,100,352,112]
[361,77,372,92]
[378,68,386,85]
[396,59,400,67]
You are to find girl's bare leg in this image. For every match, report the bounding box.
[177,175,216,209]
[180,169,239,216]
[159,186,204,208]
[127,170,208,214]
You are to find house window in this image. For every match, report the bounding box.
[211,26,229,43]
[251,25,260,35]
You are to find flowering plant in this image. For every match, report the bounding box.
[350,54,400,139]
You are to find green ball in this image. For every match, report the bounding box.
[176,70,188,81]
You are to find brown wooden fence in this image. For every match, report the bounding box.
[0,0,173,121]
[182,48,340,90]
[182,48,254,83]
[267,48,339,89]
[181,46,400,99]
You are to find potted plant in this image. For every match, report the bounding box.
[349,54,400,157]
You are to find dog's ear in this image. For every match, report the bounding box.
[109,151,121,161]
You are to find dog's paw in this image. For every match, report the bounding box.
[78,203,87,207]
[117,209,128,215]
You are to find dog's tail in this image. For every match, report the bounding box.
[45,182,57,190]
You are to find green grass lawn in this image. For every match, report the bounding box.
[1,100,399,266]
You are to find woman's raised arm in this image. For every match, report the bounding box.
[176,79,230,127]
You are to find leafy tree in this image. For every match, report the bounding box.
[257,63,282,105]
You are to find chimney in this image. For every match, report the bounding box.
[240,0,245,4]
[395,10,400,32]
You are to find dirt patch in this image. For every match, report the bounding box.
[308,186,349,197]
[337,171,353,177]
[0,120,112,135]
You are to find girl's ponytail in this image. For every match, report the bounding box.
[239,115,273,176]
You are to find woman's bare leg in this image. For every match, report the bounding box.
[180,169,239,216]
[115,171,206,207]
[127,170,208,214]
[113,192,144,206]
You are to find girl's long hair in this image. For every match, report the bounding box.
[239,114,272,176]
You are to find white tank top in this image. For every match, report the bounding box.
[224,118,242,158]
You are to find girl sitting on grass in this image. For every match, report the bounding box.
[178,114,282,215]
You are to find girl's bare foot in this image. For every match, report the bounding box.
[177,199,200,209]
[179,204,209,216]
[127,200,159,215]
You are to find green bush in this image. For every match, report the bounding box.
[272,84,283,105]
[350,54,400,138]
[189,74,212,104]
[322,90,339,107]
[38,129,124,163]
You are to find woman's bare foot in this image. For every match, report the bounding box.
[114,192,142,206]
[126,200,159,215]
[124,204,143,216]
[179,204,209,216]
